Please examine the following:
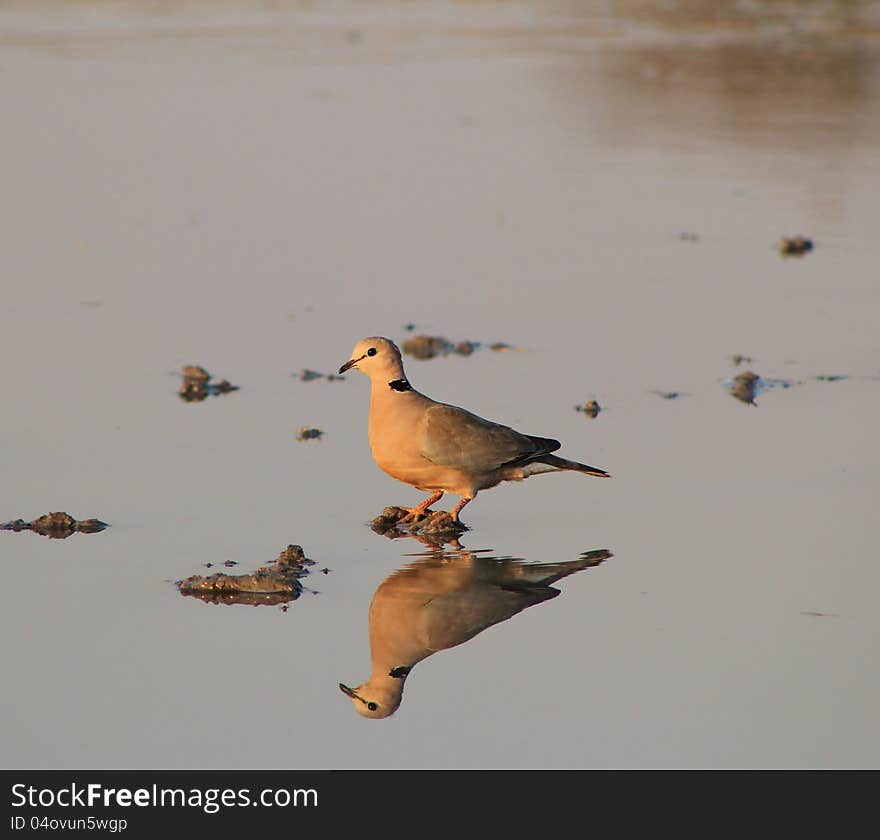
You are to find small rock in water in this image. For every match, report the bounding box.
[779,236,813,256]
[728,370,761,405]
[575,400,601,418]
[1,512,108,539]
[179,366,240,402]
[176,544,316,607]
[402,335,453,359]
[296,426,324,441]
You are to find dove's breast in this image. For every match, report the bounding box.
[367,389,476,495]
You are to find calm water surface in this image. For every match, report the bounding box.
[2,0,879,769]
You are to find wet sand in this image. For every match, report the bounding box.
[2,0,879,769]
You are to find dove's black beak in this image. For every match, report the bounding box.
[339,683,359,699]
[338,356,362,375]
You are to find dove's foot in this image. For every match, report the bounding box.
[397,491,445,523]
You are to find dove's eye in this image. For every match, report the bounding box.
[368,702,378,711]
[367,348,377,357]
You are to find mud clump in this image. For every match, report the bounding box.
[371,506,468,542]
[575,400,601,417]
[176,544,317,607]
[296,426,323,441]
[178,366,239,402]
[731,354,753,366]
[729,370,761,405]
[2,512,108,539]
[401,335,520,360]
[779,236,814,256]
[402,335,456,359]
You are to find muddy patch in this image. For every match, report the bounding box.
[574,400,602,417]
[176,544,317,608]
[724,370,798,405]
[370,506,468,543]
[401,334,519,360]
[1,512,108,539]
[178,366,239,402]
[779,236,814,256]
[296,426,324,441]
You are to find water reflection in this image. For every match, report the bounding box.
[340,544,612,719]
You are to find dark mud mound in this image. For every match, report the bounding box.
[296,426,324,441]
[574,400,601,417]
[176,544,317,607]
[2,512,108,539]
[725,370,798,405]
[779,236,814,256]
[371,506,468,544]
[178,366,239,402]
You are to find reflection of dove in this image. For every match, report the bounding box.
[340,547,612,719]
[338,337,610,523]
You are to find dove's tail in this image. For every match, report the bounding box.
[538,455,611,478]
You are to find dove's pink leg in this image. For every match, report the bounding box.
[449,496,472,523]
[399,491,444,522]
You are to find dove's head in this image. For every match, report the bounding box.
[339,679,404,719]
[338,336,405,382]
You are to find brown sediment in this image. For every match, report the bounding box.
[575,400,601,417]
[370,506,468,543]
[779,236,814,256]
[731,354,753,366]
[1,512,108,539]
[729,370,761,405]
[401,334,520,360]
[401,335,454,359]
[178,366,239,402]
[176,544,316,607]
[296,426,324,441]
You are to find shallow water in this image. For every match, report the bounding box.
[2,0,879,769]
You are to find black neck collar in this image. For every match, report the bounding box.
[388,379,411,392]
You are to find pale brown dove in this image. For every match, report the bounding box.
[338,337,610,522]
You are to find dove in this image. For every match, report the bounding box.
[338,337,610,522]
[340,546,612,718]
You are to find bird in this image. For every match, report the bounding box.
[338,336,610,523]
[340,545,612,718]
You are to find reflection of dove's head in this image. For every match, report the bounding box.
[338,337,404,382]
[339,669,410,719]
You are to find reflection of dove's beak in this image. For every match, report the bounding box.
[338,356,363,375]
[339,683,359,700]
